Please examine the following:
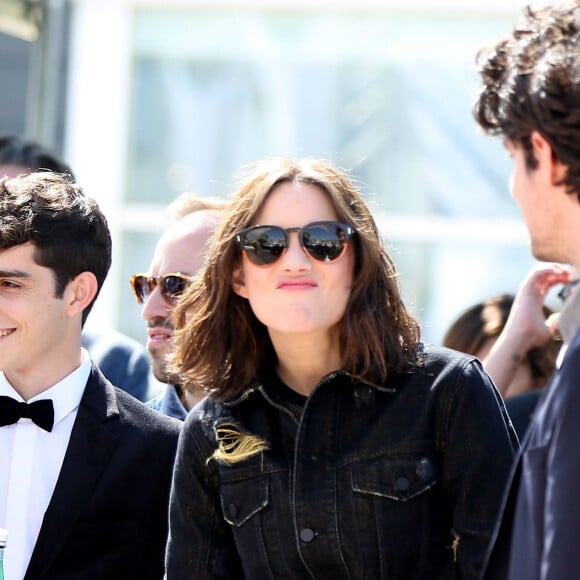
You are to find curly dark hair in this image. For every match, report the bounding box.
[0,172,111,325]
[473,1,580,199]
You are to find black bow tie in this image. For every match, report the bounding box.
[0,396,54,432]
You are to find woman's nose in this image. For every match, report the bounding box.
[279,232,311,270]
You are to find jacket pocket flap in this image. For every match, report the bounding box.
[351,455,436,502]
[220,476,269,526]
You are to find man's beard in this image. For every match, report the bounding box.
[149,344,182,385]
[147,317,178,384]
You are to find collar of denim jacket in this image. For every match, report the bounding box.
[224,371,398,408]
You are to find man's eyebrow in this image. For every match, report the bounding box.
[0,270,31,278]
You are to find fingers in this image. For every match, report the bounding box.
[521,264,572,296]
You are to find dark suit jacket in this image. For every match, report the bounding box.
[482,329,580,580]
[24,364,181,580]
[504,388,544,442]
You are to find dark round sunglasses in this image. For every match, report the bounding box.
[129,273,191,305]
[234,221,355,266]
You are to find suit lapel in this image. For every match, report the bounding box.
[25,366,120,580]
[483,379,553,579]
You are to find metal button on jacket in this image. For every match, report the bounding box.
[299,528,315,543]
[395,476,410,491]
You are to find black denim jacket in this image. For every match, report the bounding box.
[166,344,518,579]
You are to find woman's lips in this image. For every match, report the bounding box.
[276,279,318,290]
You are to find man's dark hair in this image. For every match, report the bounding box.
[0,134,74,178]
[473,1,580,199]
[0,172,112,325]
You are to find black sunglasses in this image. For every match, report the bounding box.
[130,273,191,305]
[234,220,355,266]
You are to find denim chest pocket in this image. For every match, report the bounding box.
[220,474,270,526]
[349,454,441,577]
[351,454,437,501]
[217,457,283,577]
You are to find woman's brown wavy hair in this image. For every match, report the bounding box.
[170,158,420,401]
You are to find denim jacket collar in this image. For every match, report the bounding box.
[223,343,426,408]
[223,368,397,408]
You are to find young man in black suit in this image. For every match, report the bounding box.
[474,2,580,579]
[0,171,180,579]
[0,133,152,402]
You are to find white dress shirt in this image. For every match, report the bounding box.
[0,349,91,580]
[556,280,580,368]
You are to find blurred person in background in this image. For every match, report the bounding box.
[130,193,225,420]
[473,2,580,578]
[443,266,568,438]
[0,133,151,401]
[166,157,517,579]
[443,292,560,399]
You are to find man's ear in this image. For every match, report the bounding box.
[64,272,98,319]
[530,130,568,185]
[231,264,249,299]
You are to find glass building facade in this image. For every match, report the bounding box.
[65,1,534,345]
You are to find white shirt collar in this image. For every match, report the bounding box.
[558,283,580,346]
[0,348,92,427]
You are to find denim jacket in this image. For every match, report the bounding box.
[166,343,518,579]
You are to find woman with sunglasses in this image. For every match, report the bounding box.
[166,158,517,579]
